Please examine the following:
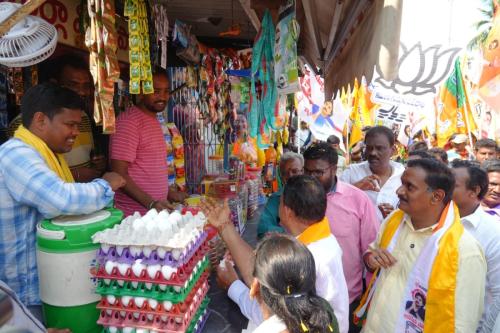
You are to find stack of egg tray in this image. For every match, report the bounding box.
[93,232,210,332]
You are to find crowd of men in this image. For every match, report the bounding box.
[215,126,500,333]
[0,51,499,333]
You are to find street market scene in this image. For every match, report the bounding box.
[0,0,500,332]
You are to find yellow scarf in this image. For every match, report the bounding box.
[355,203,463,332]
[14,125,74,182]
[297,217,331,245]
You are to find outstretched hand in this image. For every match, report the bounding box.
[199,197,232,231]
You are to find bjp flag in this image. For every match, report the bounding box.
[436,58,478,147]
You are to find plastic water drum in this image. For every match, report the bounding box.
[36,208,123,333]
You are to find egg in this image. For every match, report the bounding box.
[158,209,169,220]
[106,295,116,305]
[163,301,173,311]
[116,246,125,256]
[146,208,159,218]
[122,327,134,333]
[106,309,112,316]
[168,211,182,224]
[173,286,181,293]
[104,261,117,275]
[171,249,181,260]
[145,282,153,290]
[118,263,130,276]
[117,280,124,287]
[101,243,111,254]
[145,219,158,231]
[120,310,127,318]
[121,296,132,307]
[132,219,145,230]
[103,279,111,285]
[132,259,145,277]
[108,327,118,333]
[161,315,168,322]
[133,312,140,319]
[161,265,175,280]
[134,297,146,308]
[129,246,142,257]
[147,264,161,279]
[143,246,154,257]
[158,284,167,291]
[146,314,154,321]
[131,281,139,289]
[175,317,182,324]
[157,247,167,259]
[148,298,158,310]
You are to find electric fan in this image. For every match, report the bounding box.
[0,2,58,67]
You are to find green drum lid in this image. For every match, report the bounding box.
[37,208,123,252]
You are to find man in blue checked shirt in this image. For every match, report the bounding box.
[0,83,126,318]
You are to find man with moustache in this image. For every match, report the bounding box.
[482,160,500,220]
[110,70,187,216]
[358,159,486,333]
[340,126,404,221]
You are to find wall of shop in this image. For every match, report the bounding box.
[324,0,402,99]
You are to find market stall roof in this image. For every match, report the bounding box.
[159,0,257,42]
[295,0,375,75]
[248,0,376,75]
[157,0,375,68]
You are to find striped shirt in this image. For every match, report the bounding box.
[110,106,168,216]
[0,138,114,306]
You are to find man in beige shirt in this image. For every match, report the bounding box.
[361,158,486,333]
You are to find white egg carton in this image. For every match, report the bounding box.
[92,209,207,250]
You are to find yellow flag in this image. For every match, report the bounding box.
[359,76,376,126]
[349,78,363,148]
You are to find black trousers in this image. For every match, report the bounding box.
[349,298,362,333]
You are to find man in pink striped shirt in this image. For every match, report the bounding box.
[110,71,187,216]
[304,143,379,333]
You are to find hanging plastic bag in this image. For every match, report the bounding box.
[249,10,279,148]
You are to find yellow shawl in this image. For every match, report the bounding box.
[14,125,74,182]
[355,203,463,332]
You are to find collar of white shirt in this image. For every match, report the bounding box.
[461,205,486,230]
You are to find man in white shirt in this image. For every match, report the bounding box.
[451,160,500,333]
[340,126,404,221]
[202,175,349,333]
[327,134,347,175]
[298,121,314,152]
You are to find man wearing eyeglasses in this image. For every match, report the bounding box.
[303,142,379,333]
